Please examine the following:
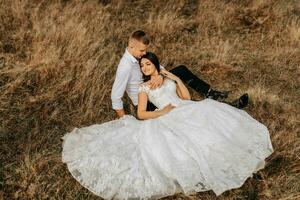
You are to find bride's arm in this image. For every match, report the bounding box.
[160,71,191,100]
[175,78,191,100]
[137,92,174,120]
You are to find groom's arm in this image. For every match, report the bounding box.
[111,64,131,118]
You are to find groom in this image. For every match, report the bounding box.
[111,30,248,118]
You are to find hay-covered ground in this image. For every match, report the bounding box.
[0,0,299,199]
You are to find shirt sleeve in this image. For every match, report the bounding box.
[111,63,131,110]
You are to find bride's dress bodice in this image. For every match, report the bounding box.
[138,78,184,109]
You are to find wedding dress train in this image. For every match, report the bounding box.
[62,78,273,199]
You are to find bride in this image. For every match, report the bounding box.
[62,52,273,199]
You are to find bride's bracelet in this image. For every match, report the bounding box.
[159,72,178,84]
[158,72,166,78]
[160,73,178,84]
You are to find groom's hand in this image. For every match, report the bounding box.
[149,74,164,89]
[115,109,125,118]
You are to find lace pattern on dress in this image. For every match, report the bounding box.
[138,84,150,94]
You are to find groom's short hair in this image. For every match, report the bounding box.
[130,30,150,45]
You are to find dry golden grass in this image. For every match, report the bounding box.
[0,0,299,199]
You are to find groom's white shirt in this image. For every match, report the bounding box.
[111,48,143,110]
[111,48,164,110]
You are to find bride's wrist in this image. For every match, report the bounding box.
[174,78,180,84]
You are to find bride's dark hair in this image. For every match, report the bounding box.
[139,52,161,82]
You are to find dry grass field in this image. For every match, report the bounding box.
[0,0,299,199]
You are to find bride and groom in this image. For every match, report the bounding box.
[62,30,273,199]
[111,30,248,118]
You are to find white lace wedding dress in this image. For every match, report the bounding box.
[62,78,273,199]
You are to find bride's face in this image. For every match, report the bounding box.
[140,58,157,76]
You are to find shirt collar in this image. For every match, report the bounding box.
[125,48,139,64]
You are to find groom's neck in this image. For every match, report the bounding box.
[127,47,136,58]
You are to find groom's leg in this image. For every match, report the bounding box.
[170,65,210,97]
[170,65,229,100]
[169,65,248,109]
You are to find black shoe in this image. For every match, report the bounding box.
[230,93,249,109]
[206,89,229,101]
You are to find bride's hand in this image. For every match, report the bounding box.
[161,104,176,114]
[160,70,180,83]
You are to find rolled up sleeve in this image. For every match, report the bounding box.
[111,64,131,110]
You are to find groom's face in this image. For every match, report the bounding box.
[129,39,149,59]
